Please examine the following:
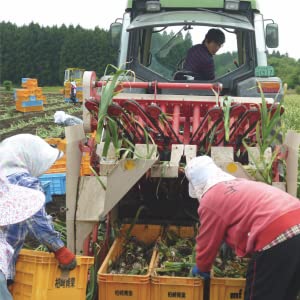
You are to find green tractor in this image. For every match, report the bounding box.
[63,67,85,103]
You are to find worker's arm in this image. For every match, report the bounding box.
[195,206,227,272]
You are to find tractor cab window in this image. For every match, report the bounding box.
[142,25,241,81]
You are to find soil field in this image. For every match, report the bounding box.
[0,92,82,140]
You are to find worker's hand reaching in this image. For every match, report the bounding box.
[191,265,210,279]
[220,242,235,261]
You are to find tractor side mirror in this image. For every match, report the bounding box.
[266,23,279,48]
[110,22,122,49]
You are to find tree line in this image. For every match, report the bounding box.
[0,22,118,86]
[1,22,299,90]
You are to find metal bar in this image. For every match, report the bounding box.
[95,80,222,91]
[172,104,181,137]
[192,104,201,134]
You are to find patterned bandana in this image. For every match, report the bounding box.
[0,173,44,226]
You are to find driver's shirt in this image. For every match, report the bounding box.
[183,43,215,80]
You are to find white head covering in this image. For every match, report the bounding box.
[0,134,64,177]
[185,155,236,199]
[0,173,45,226]
[54,111,67,124]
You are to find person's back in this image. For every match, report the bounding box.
[183,28,225,80]
[185,156,300,300]
[199,179,300,260]
[0,134,76,284]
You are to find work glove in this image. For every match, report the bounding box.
[191,265,210,279]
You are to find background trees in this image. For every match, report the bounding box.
[1,21,299,91]
[0,22,117,85]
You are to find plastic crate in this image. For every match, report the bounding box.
[151,226,204,300]
[15,95,29,102]
[151,276,204,300]
[80,152,92,176]
[41,181,52,203]
[15,88,30,98]
[15,103,44,112]
[209,277,246,300]
[45,158,66,174]
[21,78,38,88]
[37,95,47,104]
[39,173,66,195]
[45,138,67,152]
[98,224,163,300]
[45,165,66,174]
[65,97,80,103]
[20,100,43,107]
[11,249,94,300]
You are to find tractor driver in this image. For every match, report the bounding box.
[183,28,225,80]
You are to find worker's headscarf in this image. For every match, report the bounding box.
[185,155,236,200]
[0,134,64,177]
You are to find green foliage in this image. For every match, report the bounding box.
[96,65,131,156]
[214,52,238,77]
[295,85,300,95]
[3,80,12,91]
[221,96,232,142]
[268,53,300,89]
[0,22,118,86]
[150,29,192,78]
[283,94,300,131]
[243,84,284,184]
[1,21,299,88]
[96,65,156,160]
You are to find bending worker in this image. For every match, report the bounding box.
[0,173,45,300]
[185,155,300,300]
[0,134,77,284]
[183,28,225,80]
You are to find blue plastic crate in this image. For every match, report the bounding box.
[64,97,79,103]
[41,181,52,203]
[29,95,37,101]
[21,100,43,107]
[39,173,66,195]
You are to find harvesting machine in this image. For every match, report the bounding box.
[65,0,300,261]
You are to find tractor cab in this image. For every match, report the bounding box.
[63,68,85,103]
[64,68,85,84]
[110,0,281,100]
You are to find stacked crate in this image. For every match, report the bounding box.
[15,78,46,112]
[44,138,67,174]
[40,138,92,196]
[44,138,92,176]
[11,249,94,300]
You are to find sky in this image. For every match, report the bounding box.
[1,0,299,60]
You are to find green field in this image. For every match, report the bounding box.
[283,94,300,131]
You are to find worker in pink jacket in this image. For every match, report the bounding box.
[185,155,300,300]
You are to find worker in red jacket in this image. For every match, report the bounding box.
[185,155,300,300]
